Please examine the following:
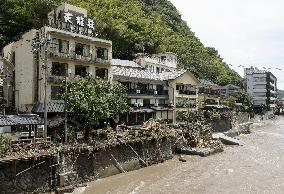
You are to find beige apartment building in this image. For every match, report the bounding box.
[2,3,112,113]
[112,53,202,124]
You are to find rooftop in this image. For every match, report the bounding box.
[0,114,43,126]
[112,65,186,83]
[112,59,142,68]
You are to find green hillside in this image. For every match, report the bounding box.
[0,0,242,86]
[278,90,284,99]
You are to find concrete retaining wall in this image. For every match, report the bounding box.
[212,112,250,133]
[0,138,173,193]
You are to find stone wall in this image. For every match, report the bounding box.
[212,112,250,133]
[0,157,55,194]
[0,138,173,193]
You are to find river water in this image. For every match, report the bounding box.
[78,116,284,194]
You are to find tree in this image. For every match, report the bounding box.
[226,96,237,110]
[62,76,129,130]
[1,0,243,86]
[232,91,252,110]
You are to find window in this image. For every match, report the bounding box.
[75,65,88,77]
[156,67,160,73]
[51,62,67,76]
[0,86,3,97]
[75,43,90,57]
[51,39,69,53]
[96,68,108,80]
[161,56,166,62]
[59,40,69,53]
[51,85,63,100]
[96,47,108,60]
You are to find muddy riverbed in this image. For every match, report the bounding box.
[74,116,284,194]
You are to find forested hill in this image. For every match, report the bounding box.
[0,0,242,86]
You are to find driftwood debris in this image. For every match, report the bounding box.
[109,152,126,173]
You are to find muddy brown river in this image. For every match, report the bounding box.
[76,116,284,194]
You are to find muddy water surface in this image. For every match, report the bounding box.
[79,116,284,194]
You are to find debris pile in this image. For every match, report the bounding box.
[91,119,177,150]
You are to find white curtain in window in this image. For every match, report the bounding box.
[83,45,90,57]
[61,40,69,53]
[52,39,59,52]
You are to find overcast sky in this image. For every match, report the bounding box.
[169,0,284,90]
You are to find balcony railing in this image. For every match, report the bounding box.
[199,89,220,96]
[47,75,64,84]
[48,50,110,64]
[128,89,168,96]
[72,54,92,62]
[178,90,196,95]
[48,50,71,59]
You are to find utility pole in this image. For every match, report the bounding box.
[64,64,68,143]
[32,29,51,140]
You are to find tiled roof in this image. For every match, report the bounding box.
[112,59,142,68]
[0,114,43,126]
[112,66,186,83]
[223,84,241,89]
[159,70,186,80]
[32,100,65,113]
[199,79,220,87]
[112,66,163,83]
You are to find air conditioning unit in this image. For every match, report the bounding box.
[139,103,143,107]
[136,90,141,94]
[154,91,158,95]
[134,103,139,107]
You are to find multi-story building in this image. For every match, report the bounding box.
[112,56,202,124]
[220,84,241,97]
[2,3,112,113]
[198,79,222,108]
[245,67,277,111]
[135,52,178,73]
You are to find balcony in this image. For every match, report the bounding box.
[253,88,266,93]
[128,89,168,96]
[94,58,110,65]
[47,75,65,84]
[178,90,196,95]
[253,81,267,85]
[48,50,110,65]
[199,89,220,96]
[72,54,92,62]
[48,50,71,59]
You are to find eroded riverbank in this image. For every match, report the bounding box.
[77,116,284,194]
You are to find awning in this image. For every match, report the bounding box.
[32,100,65,113]
[0,114,43,126]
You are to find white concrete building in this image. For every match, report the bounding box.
[2,3,112,113]
[245,67,277,110]
[135,52,178,73]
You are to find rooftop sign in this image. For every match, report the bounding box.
[48,9,96,37]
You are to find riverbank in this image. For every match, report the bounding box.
[82,118,275,194]
[71,117,274,194]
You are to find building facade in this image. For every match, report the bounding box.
[221,84,241,97]
[245,67,277,111]
[2,3,112,113]
[112,55,222,125]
